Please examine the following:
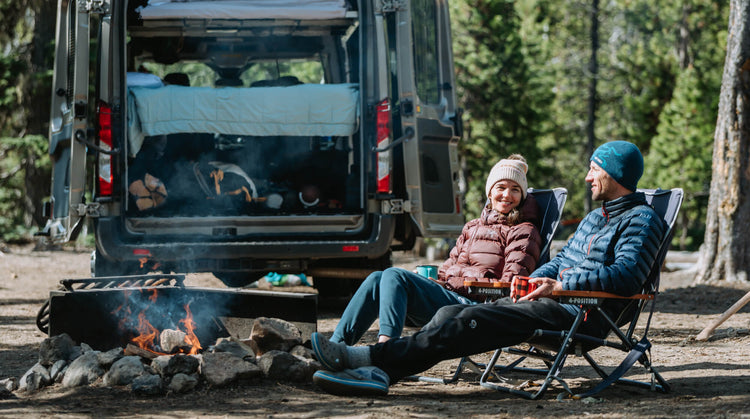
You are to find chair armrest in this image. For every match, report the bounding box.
[464,281,510,299]
[463,281,510,289]
[551,290,653,300]
[552,290,653,306]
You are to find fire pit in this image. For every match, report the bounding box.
[37,274,317,352]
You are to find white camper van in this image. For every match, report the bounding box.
[43,0,464,297]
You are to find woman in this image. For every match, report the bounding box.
[330,155,543,345]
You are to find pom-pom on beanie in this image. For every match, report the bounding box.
[590,140,644,192]
[485,159,529,198]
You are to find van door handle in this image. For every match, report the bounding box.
[74,129,120,155]
[371,127,415,153]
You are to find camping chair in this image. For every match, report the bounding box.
[409,187,568,384]
[474,188,683,399]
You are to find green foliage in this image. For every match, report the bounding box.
[0,135,48,241]
[0,53,27,133]
[643,68,716,249]
[452,0,555,218]
[142,60,324,87]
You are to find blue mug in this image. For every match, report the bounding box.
[416,265,438,279]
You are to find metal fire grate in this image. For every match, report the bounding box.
[59,274,186,291]
[36,274,185,334]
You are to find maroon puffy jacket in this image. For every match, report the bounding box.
[439,194,542,299]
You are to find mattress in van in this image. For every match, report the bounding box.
[138,0,349,20]
[127,83,360,156]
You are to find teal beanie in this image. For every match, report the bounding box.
[590,141,643,191]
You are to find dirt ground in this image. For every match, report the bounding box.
[1,244,749,418]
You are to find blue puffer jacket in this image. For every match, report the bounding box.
[531,192,666,297]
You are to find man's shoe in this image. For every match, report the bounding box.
[311,332,349,371]
[313,366,390,396]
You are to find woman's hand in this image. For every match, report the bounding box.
[515,277,561,302]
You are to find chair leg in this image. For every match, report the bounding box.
[479,310,587,399]
[405,356,481,384]
[573,337,670,398]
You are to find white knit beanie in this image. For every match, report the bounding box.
[485,159,529,198]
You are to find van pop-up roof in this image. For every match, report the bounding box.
[138,0,351,20]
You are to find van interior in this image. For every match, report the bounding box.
[124,0,362,218]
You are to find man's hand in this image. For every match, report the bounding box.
[514,277,561,302]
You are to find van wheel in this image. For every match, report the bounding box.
[213,272,263,288]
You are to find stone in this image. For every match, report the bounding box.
[151,354,200,377]
[159,329,188,353]
[256,350,311,382]
[97,347,124,369]
[150,356,171,376]
[131,373,163,396]
[62,351,104,388]
[18,363,51,392]
[249,317,302,355]
[200,352,261,387]
[289,344,313,359]
[103,356,145,386]
[167,373,199,393]
[80,342,94,353]
[0,377,18,392]
[38,333,76,367]
[213,338,255,362]
[49,359,67,382]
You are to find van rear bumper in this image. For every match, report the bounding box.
[93,215,395,268]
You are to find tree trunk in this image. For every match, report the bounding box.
[695,0,750,284]
[585,0,599,214]
[23,0,55,229]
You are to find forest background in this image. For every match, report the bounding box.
[0,0,727,252]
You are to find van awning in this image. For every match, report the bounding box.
[138,0,350,20]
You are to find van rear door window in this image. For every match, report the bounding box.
[411,0,439,105]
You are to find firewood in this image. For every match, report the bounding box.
[124,343,160,360]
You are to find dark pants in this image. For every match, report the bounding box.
[369,297,608,383]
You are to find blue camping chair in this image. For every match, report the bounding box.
[475,188,683,399]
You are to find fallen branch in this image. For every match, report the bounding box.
[695,290,750,341]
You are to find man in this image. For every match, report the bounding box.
[310,140,666,396]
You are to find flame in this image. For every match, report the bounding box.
[113,287,202,355]
[132,311,159,350]
[180,303,202,355]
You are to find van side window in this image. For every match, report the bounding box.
[411,0,440,104]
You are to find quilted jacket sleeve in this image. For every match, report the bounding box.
[438,220,475,280]
[561,207,666,296]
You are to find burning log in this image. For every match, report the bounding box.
[124,343,159,360]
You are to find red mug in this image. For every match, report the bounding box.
[513,276,537,301]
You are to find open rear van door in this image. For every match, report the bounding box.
[390,0,463,237]
[43,0,95,243]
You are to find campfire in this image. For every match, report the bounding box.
[9,274,320,395]
[112,288,203,357]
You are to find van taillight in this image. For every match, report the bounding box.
[97,103,113,197]
[376,99,392,194]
